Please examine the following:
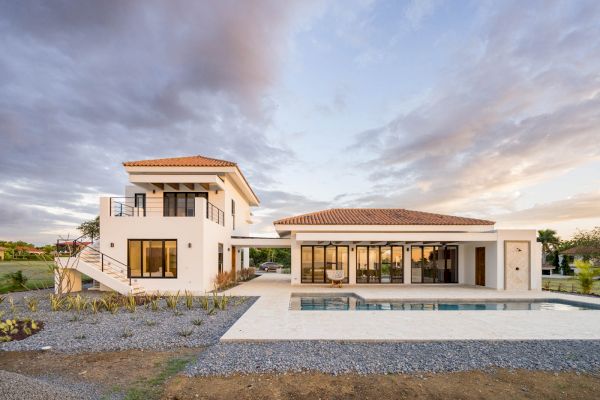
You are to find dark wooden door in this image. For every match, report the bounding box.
[231,246,237,280]
[475,247,485,286]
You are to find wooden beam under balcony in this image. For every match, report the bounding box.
[168,183,180,190]
[183,183,194,190]
[152,183,164,190]
[200,183,210,190]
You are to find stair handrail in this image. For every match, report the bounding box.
[56,234,131,286]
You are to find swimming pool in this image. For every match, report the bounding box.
[289,293,600,311]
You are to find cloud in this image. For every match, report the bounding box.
[495,191,600,225]
[0,0,312,243]
[347,0,600,220]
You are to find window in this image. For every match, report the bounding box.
[411,245,458,283]
[231,199,236,230]
[218,243,224,274]
[356,246,404,283]
[163,192,207,217]
[128,240,177,278]
[301,245,349,283]
[134,193,146,216]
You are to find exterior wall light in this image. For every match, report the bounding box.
[188,243,192,248]
[110,243,114,248]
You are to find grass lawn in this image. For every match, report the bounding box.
[542,277,600,295]
[0,260,55,293]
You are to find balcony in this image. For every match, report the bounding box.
[108,196,224,226]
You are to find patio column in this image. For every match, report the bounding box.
[404,245,412,284]
[349,245,356,284]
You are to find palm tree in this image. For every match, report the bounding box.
[537,229,560,264]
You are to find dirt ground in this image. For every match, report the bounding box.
[1,350,599,400]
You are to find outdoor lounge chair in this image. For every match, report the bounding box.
[326,269,345,288]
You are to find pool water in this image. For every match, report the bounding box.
[289,293,600,311]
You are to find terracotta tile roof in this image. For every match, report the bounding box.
[274,208,495,226]
[561,246,600,256]
[123,155,236,167]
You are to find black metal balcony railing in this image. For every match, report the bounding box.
[109,197,225,226]
[207,201,225,226]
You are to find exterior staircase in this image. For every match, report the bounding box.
[57,237,144,296]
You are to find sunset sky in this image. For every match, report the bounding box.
[1,0,599,244]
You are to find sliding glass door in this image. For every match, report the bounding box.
[301,245,349,283]
[356,245,404,283]
[411,245,458,283]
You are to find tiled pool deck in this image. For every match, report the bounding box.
[221,274,600,342]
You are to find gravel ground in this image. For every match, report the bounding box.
[0,370,98,400]
[0,294,256,353]
[187,340,600,376]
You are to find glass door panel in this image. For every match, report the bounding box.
[422,246,435,283]
[411,247,423,283]
[380,246,391,283]
[368,246,380,283]
[301,247,313,283]
[337,247,349,283]
[391,246,403,283]
[356,246,368,283]
[325,246,336,283]
[313,246,325,283]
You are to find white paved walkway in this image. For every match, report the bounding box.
[221,273,600,341]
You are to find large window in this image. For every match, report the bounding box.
[128,240,177,278]
[163,192,207,217]
[356,246,404,283]
[301,245,349,283]
[411,245,458,283]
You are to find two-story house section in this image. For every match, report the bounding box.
[76,155,259,295]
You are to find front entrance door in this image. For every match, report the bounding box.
[231,246,237,280]
[475,247,485,286]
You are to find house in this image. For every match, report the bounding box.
[59,155,259,295]
[560,246,600,273]
[57,155,541,294]
[273,209,541,290]
[0,246,6,261]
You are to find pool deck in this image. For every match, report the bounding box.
[221,273,600,342]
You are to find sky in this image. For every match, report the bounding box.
[1,0,599,245]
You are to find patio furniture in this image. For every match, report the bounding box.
[326,269,345,288]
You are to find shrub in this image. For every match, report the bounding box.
[191,318,203,326]
[165,292,180,310]
[1,318,42,342]
[90,298,102,314]
[124,294,137,313]
[198,296,210,310]
[178,328,193,337]
[101,295,120,314]
[239,267,256,281]
[4,270,28,288]
[121,328,133,338]
[149,297,160,311]
[49,294,66,312]
[25,297,38,312]
[214,271,234,290]
[575,260,599,294]
[184,290,194,310]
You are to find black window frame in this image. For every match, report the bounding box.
[355,245,404,284]
[127,239,177,279]
[218,243,224,274]
[134,193,146,216]
[301,245,349,284]
[410,245,458,284]
[163,192,207,217]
